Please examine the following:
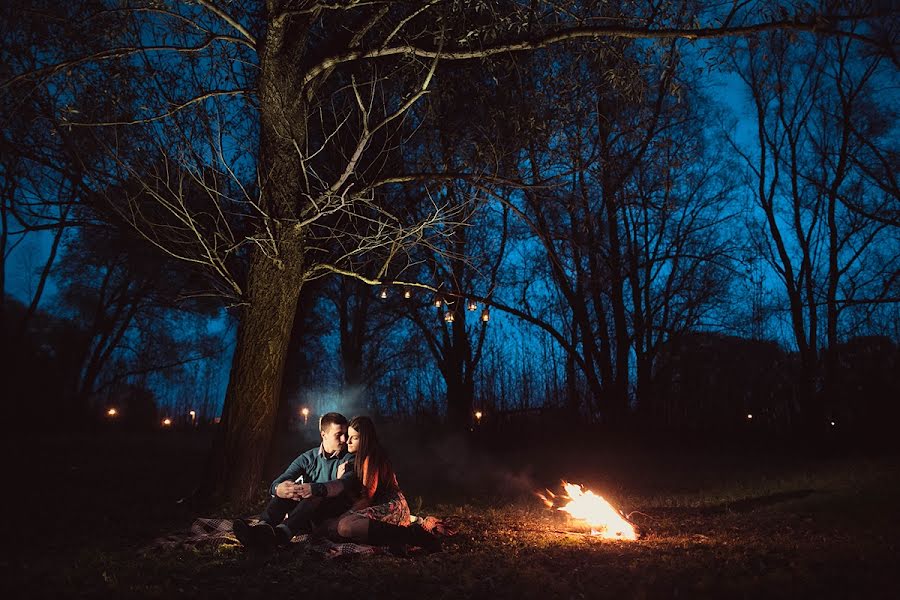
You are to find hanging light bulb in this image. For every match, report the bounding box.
[403,288,411,299]
[481,307,490,323]
[467,299,478,311]
[434,295,443,308]
[380,287,388,299]
[444,311,455,323]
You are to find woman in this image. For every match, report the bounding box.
[341,415,410,525]
[304,416,440,552]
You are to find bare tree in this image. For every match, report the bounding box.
[484,32,737,425]
[729,25,898,429]
[0,0,115,335]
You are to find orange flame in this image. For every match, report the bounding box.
[544,481,637,540]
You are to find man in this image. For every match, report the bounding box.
[233,412,355,551]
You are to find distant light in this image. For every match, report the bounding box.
[301,407,310,417]
[162,417,172,426]
[746,413,753,420]
[403,288,411,299]
[434,295,443,308]
[830,421,836,426]
[380,288,388,299]
[481,308,490,323]
[189,410,196,418]
[107,407,118,417]
[474,411,483,421]
[444,311,455,322]
[467,300,478,311]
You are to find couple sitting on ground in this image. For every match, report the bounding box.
[233,413,440,553]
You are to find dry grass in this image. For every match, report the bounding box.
[2,429,899,598]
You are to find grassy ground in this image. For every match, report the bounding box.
[2,428,898,599]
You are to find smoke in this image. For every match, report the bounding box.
[292,385,368,429]
[387,428,540,502]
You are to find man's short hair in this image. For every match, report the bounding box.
[319,412,348,431]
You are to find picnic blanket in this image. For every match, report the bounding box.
[145,515,455,559]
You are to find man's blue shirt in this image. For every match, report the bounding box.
[269,445,355,495]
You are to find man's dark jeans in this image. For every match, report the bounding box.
[260,495,351,536]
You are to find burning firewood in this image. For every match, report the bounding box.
[538,481,638,540]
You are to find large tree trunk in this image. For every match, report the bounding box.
[201,3,315,508]
[205,234,306,507]
[446,370,475,430]
[339,279,369,390]
[444,310,475,429]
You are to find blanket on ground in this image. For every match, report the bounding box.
[145,515,454,559]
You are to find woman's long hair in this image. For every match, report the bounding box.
[349,416,396,498]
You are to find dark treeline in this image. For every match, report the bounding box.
[1,1,897,507]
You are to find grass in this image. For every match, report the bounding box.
[2,428,899,598]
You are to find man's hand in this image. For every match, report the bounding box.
[337,462,349,479]
[275,481,306,500]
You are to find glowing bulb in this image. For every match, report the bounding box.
[747,413,753,420]
[474,411,483,421]
[444,311,455,322]
[467,300,478,311]
[480,308,490,323]
[107,408,118,417]
[380,288,388,299]
[403,288,411,299]
[162,417,172,426]
[434,296,443,308]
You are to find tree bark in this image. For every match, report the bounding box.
[205,232,306,507]
[201,2,316,508]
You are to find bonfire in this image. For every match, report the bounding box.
[538,481,638,540]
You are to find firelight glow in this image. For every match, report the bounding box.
[539,481,637,540]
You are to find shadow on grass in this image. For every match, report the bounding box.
[701,488,817,514]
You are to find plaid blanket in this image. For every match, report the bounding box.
[145,515,454,560]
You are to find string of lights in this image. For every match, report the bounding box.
[377,285,491,323]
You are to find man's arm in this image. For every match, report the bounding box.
[295,459,362,499]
